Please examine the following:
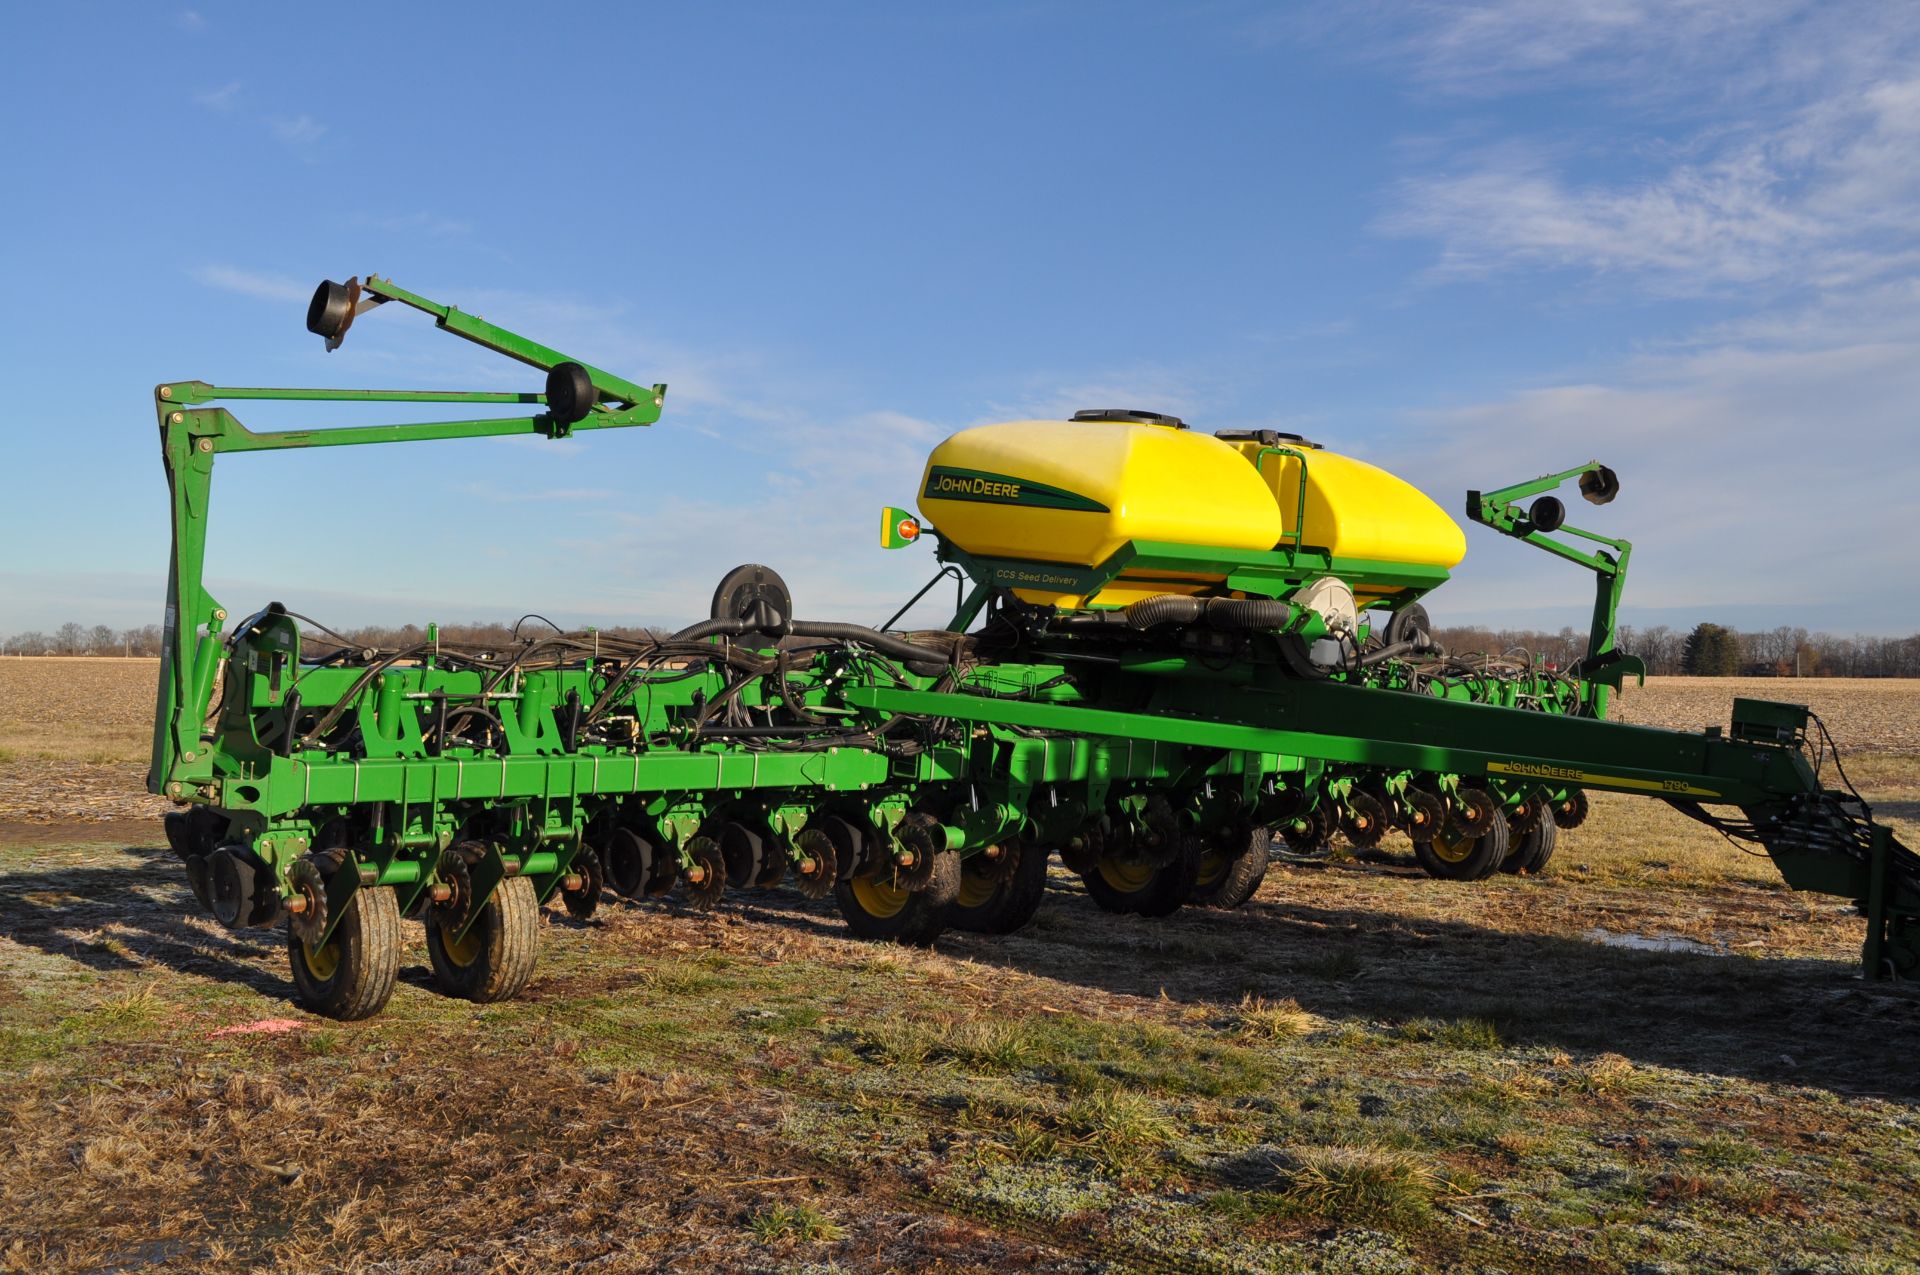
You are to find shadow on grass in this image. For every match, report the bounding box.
[736,874,1920,1102]
[4,847,1917,1101]
[0,846,295,1003]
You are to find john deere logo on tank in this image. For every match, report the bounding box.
[921,466,1108,512]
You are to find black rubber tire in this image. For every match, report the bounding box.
[1190,825,1269,909]
[1413,814,1511,882]
[948,839,1050,934]
[834,852,958,946]
[1504,808,1559,875]
[287,885,400,1021]
[425,875,540,1003]
[1081,830,1201,919]
[545,361,596,424]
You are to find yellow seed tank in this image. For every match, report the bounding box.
[917,414,1466,608]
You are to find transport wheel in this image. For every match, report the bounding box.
[949,838,1050,934]
[1503,801,1559,875]
[425,875,540,1003]
[287,885,400,1021]
[1190,825,1269,909]
[1413,814,1510,882]
[835,853,958,946]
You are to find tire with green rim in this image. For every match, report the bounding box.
[425,875,540,1003]
[288,885,401,1021]
[1413,814,1510,882]
[835,851,959,946]
[1190,825,1269,909]
[948,839,1049,934]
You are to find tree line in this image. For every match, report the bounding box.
[8,617,1920,677]
[1430,622,1920,677]
[0,619,672,658]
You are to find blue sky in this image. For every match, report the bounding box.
[3,2,1918,637]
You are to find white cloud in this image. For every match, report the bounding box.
[1397,317,1920,631]
[191,80,239,110]
[175,9,204,31]
[269,114,326,146]
[191,264,311,303]
[1334,3,1920,296]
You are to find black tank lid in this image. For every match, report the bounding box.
[1213,428,1321,450]
[1071,408,1186,429]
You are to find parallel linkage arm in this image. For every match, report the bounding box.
[148,275,666,801]
[1466,461,1639,714]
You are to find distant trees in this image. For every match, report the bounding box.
[1681,623,1741,676]
[7,616,1919,675]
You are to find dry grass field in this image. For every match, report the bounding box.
[1,661,1917,1273]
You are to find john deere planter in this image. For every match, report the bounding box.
[150,276,1920,1019]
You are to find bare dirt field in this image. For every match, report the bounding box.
[1610,676,1920,754]
[2,661,1917,1273]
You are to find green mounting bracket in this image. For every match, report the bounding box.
[1467,461,1640,716]
[148,275,668,803]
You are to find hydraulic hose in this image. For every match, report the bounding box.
[674,615,962,667]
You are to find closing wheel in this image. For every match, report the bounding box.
[1502,799,1559,875]
[1340,792,1389,850]
[425,875,540,1003]
[1279,802,1335,855]
[560,845,605,920]
[1551,789,1590,829]
[834,851,958,946]
[1413,812,1511,882]
[1399,788,1444,840]
[948,839,1050,934]
[1190,825,1269,909]
[287,884,400,1021]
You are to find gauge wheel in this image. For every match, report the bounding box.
[425,875,540,1003]
[1413,814,1511,882]
[949,838,1050,934]
[559,845,605,920]
[1190,824,1270,909]
[1081,831,1201,918]
[1503,801,1559,875]
[835,851,959,946]
[287,884,400,1021]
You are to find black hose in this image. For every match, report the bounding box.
[1120,594,1304,631]
[789,621,961,667]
